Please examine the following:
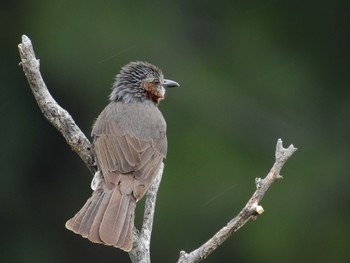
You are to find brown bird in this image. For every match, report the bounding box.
[65,61,179,251]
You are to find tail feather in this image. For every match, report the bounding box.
[66,187,136,252]
[100,189,127,245]
[65,194,96,234]
[88,191,110,243]
[116,198,135,250]
[79,190,104,237]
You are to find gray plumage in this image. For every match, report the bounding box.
[65,61,179,251]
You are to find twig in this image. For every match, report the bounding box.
[18,35,162,261]
[177,139,297,263]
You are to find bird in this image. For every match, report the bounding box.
[65,61,179,251]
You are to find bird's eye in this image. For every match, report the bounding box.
[153,79,160,85]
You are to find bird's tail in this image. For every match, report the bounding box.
[65,187,136,251]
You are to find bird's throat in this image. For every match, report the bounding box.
[143,83,164,105]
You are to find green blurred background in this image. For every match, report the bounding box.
[1,1,349,262]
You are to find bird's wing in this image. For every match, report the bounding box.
[91,105,166,200]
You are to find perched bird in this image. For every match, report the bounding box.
[65,61,179,251]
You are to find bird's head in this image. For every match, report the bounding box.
[110,61,179,105]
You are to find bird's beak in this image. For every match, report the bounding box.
[163,79,180,88]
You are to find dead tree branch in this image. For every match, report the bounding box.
[18,35,95,174]
[177,139,297,263]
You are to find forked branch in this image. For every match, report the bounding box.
[18,34,158,263]
[18,35,297,263]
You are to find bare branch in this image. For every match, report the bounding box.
[177,139,297,263]
[18,35,163,262]
[18,35,96,174]
[129,163,164,263]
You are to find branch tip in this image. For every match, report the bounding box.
[22,34,31,44]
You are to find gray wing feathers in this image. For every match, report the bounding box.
[66,101,166,251]
[92,102,167,187]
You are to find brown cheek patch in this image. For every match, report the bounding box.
[143,83,164,104]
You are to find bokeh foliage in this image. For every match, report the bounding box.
[1,1,349,262]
